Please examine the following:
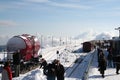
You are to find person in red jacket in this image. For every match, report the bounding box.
[2,61,12,80]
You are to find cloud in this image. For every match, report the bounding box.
[48,1,91,9]
[1,0,119,11]
[95,32,113,40]
[74,30,96,40]
[22,0,91,9]
[0,35,10,45]
[24,0,48,3]
[0,20,18,27]
[74,31,114,42]
[65,0,81,2]
[0,5,11,11]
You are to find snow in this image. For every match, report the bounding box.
[0,44,120,80]
[88,50,120,80]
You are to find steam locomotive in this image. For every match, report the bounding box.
[82,40,108,52]
[6,34,41,73]
[109,37,120,56]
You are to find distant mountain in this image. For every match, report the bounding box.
[95,32,112,40]
[74,31,113,41]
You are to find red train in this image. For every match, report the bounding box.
[7,34,40,61]
[82,40,105,52]
[82,41,95,52]
[6,34,41,73]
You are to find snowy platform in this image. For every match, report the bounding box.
[88,50,120,80]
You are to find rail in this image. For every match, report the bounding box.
[66,58,83,77]
[82,49,96,80]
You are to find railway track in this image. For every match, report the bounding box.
[65,55,85,77]
[42,46,66,61]
[66,58,83,77]
[42,45,77,61]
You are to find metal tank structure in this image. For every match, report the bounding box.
[7,34,40,61]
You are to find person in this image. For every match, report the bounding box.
[45,59,56,80]
[56,51,59,60]
[98,50,104,67]
[97,48,102,63]
[114,55,120,74]
[56,50,59,54]
[107,52,113,68]
[55,60,65,80]
[98,50,107,78]
[40,58,47,75]
[13,50,21,77]
[107,47,113,68]
[2,61,12,80]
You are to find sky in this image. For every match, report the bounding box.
[0,0,120,45]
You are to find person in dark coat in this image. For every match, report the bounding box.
[98,51,107,78]
[114,55,120,74]
[45,60,56,80]
[98,50,104,67]
[13,50,21,77]
[2,61,12,80]
[40,58,47,75]
[55,60,65,80]
[97,48,102,63]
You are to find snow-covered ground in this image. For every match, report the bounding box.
[0,44,120,80]
[88,49,120,80]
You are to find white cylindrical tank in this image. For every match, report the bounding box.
[7,34,40,61]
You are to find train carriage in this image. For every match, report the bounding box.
[7,34,40,61]
[82,41,95,52]
[110,38,120,56]
[6,34,41,75]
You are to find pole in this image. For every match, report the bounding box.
[115,27,120,38]
[4,49,5,62]
[60,37,61,46]
[52,36,53,47]
[41,35,43,54]
[66,37,67,46]
[119,30,120,38]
